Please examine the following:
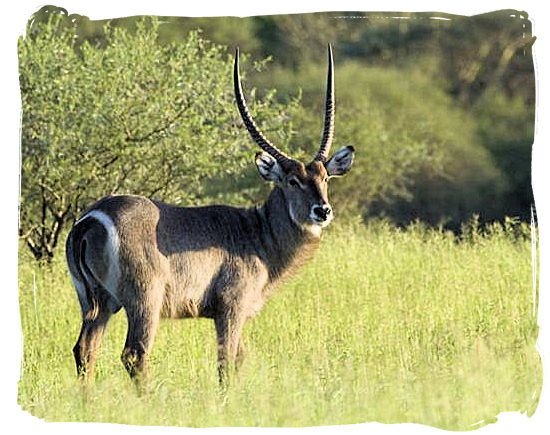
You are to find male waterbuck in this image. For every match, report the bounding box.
[66,45,355,384]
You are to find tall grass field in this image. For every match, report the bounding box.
[17,219,541,430]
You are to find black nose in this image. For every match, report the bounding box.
[312,204,332,221]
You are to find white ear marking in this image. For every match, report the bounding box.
[255,152,285,183]
[325,146,355,177]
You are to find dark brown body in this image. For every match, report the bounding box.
[65,45,355,384]
[66,189,320,382]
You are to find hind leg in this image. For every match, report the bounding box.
[120,284,163,384]
[73,292,114,380]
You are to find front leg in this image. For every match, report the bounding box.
[236,336,246,371]
[212,262,267,386]
[214,309,246,386]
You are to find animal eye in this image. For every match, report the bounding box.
[324,177,329,183]
[289,178,300,188]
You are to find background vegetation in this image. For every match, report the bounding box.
[19,6,535,261]
[17,5,539,429]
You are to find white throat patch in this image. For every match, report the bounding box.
[304,223,322,238]
[288,204,323,238]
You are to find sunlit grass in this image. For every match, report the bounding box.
[17,219,541,429]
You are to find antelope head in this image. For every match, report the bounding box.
[234,44,355,234]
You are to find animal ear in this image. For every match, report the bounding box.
[325,146,355,177]
[255,152,286,183]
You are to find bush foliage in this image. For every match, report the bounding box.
[18,8,536,259]
[18,15,298,260]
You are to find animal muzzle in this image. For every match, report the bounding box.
[310,204,333,225]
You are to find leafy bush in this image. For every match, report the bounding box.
[472,87,534,220]
[18,14,299,260]
[19,9,534,260]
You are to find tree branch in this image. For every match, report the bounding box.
[25,236,43,261]
[125,99,188,144]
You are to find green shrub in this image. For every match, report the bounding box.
[472,88,535,220]
[18,14,299,260]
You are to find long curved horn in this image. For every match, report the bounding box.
[314,44,335,163]
[234,48,294,170]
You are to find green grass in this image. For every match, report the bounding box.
[17,219,541,429]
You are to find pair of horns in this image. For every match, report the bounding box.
[234,44,335,169]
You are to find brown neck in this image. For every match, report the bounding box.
[255,187,320,285]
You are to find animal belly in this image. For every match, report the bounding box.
[161,250,224,319]
[160,291,204,318]
[160,274,215,319]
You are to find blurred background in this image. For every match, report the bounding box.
[19,6,535,261]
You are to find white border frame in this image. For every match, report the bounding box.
[3,2,548,434]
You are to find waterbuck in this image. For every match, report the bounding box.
[66,45,355,384]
